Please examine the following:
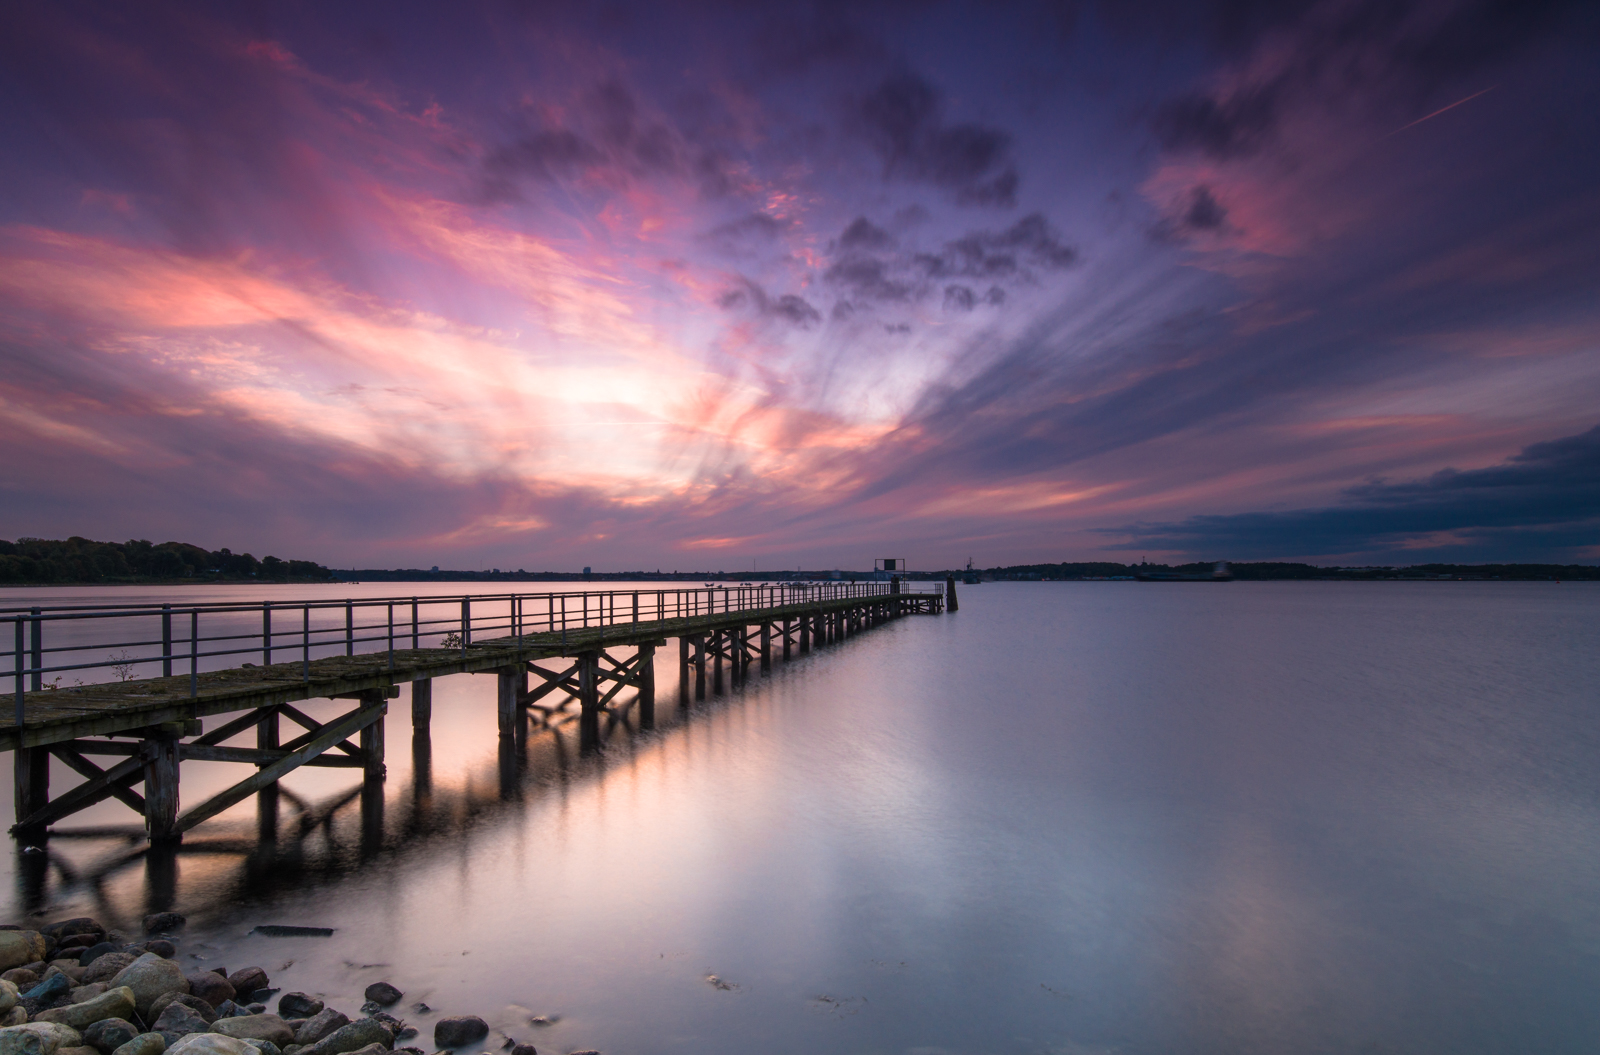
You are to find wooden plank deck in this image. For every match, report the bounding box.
[2,594,913,751]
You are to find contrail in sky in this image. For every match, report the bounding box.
[1387,86,1497,137]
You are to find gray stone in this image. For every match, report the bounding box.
[19,979,68,1006]
[38,927,96,949]
[430,1018,486,1050]
[356,987,395,1012]
[0,982,18,1015]
[137,920,183,940]
[288,1011,344,1050]
[65,986,107,1006]
[208,1018,292,1048]
[149,1002,208,1049]
[1,975,36,991]
[181,978,232,1014]
[56,1045,99,1055]
[237,1041,277,1055]
[0,1022,84,1055]
[221,973,265,1004]
[70,951,111,978]
[0,1011,24,1028]
[242,1010,263,1019]
[165,1038,253,1055]
[33,989,135,1031]
[510,1045,537,1055]
[108,1035,163,1055]
[81,1018,139,1055]
[107,959,185,1022]
[299,1019,391,1055]
[76,961,133,991]
[271,998,319,1023]
[146,996,212,1029]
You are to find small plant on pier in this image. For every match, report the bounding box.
[440,630,462,649]
[108,650,137,681]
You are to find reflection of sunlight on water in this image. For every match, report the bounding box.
[1,583,1598,1055]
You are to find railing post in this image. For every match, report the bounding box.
[302,606,310,681]
[633,592,639,625]
[387,604,395,670]
[261,602,271,667]
[189,609,199,697]
[461,598,471,651]
[163,604,173,677]
[29,608,41,693]
[345,600,354,656]
[411,598,419,649]
[13,618,24,732]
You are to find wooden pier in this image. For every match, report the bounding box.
[3,581,949,843]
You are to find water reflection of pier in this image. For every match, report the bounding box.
[20,675,664,919]
[9,578,957,919]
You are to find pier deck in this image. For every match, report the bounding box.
[3,581,950,840]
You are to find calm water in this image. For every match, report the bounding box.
[2,581,1598,1054]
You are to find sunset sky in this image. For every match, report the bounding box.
[3,1,1598,570]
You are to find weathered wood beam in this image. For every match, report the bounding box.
[193,706,278,747]
[178,743,363,767]
[144,735,180,841]
[51,747,146,816]
[412,678,432,730]
[173,702,384,834]
[13,754,143,832]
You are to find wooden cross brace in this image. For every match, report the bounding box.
[9,699,386,836]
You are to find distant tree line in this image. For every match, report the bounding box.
[0,536,336,584]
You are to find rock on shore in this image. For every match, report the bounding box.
[2,914,600,1055]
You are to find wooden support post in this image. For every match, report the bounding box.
[678,635,690,704]
[712,629,724,694]
[782,617,793,660]
[800,613,811,652]
[13,747,49,833]
[760,622,771,673]
[361,690,386,858]
[412,678,432,731]
[497,666,520,737]
[578,651,600,747]
[637,644,656,728]
[143,733,181,843]
[693,634,706,700]
[360,693,387,781]
[946,576,959,612]
[413,709,433,796]
[257,708,279,843]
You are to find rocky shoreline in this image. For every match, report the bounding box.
[0,916,596,1055]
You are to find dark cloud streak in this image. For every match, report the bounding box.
[1107,425,1600,560]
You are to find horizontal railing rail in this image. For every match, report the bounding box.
[5,582,942,720]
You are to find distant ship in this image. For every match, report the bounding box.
[962,558,980,585]
[1136,562,1234,582]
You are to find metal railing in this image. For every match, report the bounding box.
[5,581,943,720]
